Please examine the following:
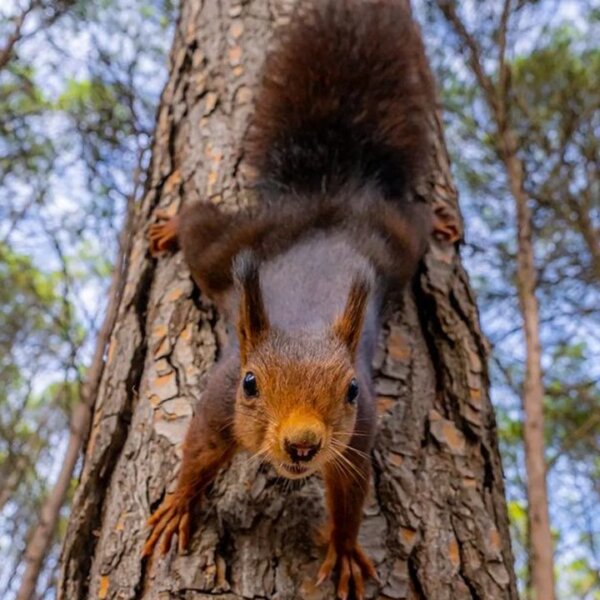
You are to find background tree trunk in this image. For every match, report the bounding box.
[58,1,519,598]
[507,138,555,600]
[15,200,135,600]
[434,3,556,597]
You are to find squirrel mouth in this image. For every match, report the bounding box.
[281,463,310,476]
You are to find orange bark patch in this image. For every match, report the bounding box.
[399,527,416,545]
[115,511,129,532]
[469,387,482,403]
[387,327,411,361]
[180,323,193,341]
[164,169,182,195]
[448,537,460,568]
[388,452,404,467]
[488,526,502,552]
[235,86,253,105]
[207,171,219,195]
[166,287,185,302]
[152,324,170,358]
[377,395,396,414]
[98,575,109,599]
[153,336,170,359]
[149,394,161,408]
[161,397,192,418]
[153,323,168,339]
[229,21,244,39]
[228,46,242,66]
[204,92,218,115]
[155,372,175,388]
[107,337,117,365]
[429,410,466,455]
[442,421,466,454]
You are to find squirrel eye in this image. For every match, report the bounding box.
[346,378,359,405]
[242,371,258,397]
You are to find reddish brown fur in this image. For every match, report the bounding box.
[333,273,372,360]
[246,0,435,197]
[144,2,435,598]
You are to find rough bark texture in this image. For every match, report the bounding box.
[58,1,518,598]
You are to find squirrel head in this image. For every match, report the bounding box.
[232,252,371,479]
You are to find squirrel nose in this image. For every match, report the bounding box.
[284,439,322,463]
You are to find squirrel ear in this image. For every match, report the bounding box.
[333,269,373,360]
[234,251,270,363]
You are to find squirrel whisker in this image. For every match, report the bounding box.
[328,446,369,488]
[330,440,371,462]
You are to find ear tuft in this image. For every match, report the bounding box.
[234,250,270,363]
[333,266,374,360]
[233,249,260,288]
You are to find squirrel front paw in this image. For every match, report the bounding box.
[142,493,191,557]
[317,539,378,600]
[148,209,180,256]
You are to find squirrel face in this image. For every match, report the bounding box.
[233,332,361,479]
[233,252,371,479]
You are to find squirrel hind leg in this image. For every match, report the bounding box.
[148,211,180,256]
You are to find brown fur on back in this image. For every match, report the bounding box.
[245,0,435,198]
[179,186,431,304]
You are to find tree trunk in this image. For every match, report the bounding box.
[16,408,85,600]
[433,4,556,596]
[58,1,518,598]
[15,201,135,600]
[503,134,555,600]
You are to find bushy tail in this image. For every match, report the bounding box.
[245,0,435,198]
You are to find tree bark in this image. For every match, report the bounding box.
[503,133,555,600]
[58,1,518,598]
[435,3,555,597]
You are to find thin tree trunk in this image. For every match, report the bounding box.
[58,1,518,598]
[435,3,555,597]
[0,2,34,71]
[16,407,85,600]
[571,193,600,283]
[15,202,136,600]
[0,454,31,513]
[503,137,555,600]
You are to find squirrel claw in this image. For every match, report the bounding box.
[142,494,191,558]
[432,202,461,244]
[317,541,377,600]
[147,214,180,256]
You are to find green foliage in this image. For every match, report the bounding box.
[0,243,61,313]
[419,0,600,597]
[0,64,54,181]
[0,1,175,597]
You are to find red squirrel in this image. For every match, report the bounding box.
[143,2,434,598]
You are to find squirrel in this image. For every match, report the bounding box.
[143,2,435,599]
